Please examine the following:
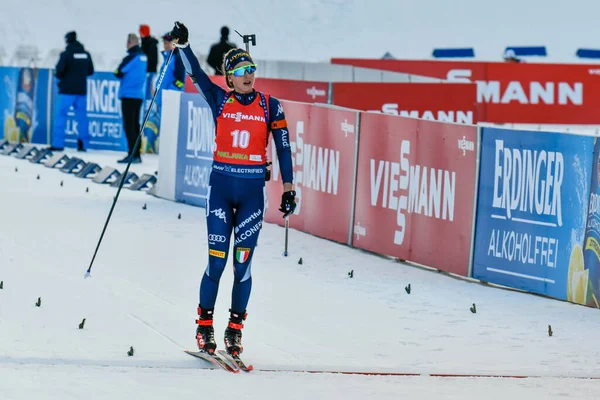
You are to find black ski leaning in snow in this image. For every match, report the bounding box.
[184,350,239,373]
[218,350,254,372]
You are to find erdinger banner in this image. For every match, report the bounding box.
[580,138,600,308]
[351,113,477,276]
[331,58,600,124]
[472,127,594,301]
[332,82,478,124]
[185,76,330,103]
[264,100,358,244]
[174,92,215,208]
[51,71,128,151]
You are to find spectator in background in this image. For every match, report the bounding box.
[139,24,159,99]
[50,31,94,152]
[503,49,522,63]
[139,32,186,154]
[207,26,236,75]
[139,24,158,75]
[114,33,148,164]
[156,32,186,108]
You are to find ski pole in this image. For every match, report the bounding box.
[283,216,289,257]
[85,48,176,278]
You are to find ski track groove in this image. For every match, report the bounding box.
[127,313,186,350]
[1,357,600,380]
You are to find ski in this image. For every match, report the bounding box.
[218,350,254,372]
[184,350,239,373]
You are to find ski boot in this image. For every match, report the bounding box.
[224,309,247,356]
[195,306,216,354]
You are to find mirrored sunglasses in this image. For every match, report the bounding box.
[228,64,257,77]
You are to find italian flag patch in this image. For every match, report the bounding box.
[235,248,251,263]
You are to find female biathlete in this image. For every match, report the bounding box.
[170,22,296,356]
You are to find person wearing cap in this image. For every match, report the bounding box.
[50,31,94,152]
[155,32,185,107]
[170,21,296,357]
[114,33,148,163]
[503,49,522,63]
[139,24,158,75]
[207,26,236,75]
[139,24,159,111]
[140,32,186,154]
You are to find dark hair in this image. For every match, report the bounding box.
[221,26,229,39]
[65,31,77,43]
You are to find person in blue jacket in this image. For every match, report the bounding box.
[140,32,186,154]
[170,21,297,357]
[155,32,185,109]
[114,33,148,163]
[51,31,94,152]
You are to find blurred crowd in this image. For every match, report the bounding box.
[51,24,237,162]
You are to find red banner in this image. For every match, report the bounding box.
[185,76,329,103]
[331,59,486,81]
[332,82,478,124]
[331,58,600,124]
[351,113,477,276]
[264,101,358,244]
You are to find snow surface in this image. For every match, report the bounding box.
[1,150,600,399]
[4,0,600,70]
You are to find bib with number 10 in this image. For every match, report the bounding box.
[214,94,269,165]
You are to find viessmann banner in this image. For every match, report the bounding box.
[351,112,478,277]
[332,82,478,124]
[331,58,600,124]
[472,127,594,301]
[264,100,358,244]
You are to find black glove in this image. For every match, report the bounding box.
[279,190,296,217]
[171,21,189,45]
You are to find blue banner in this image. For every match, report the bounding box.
[174,92,215,208]
[472,127,594,300]
[31,68,51,144]
[580,138,600,307]
[141,102,160,154]
[51,71,128,151]
[141,72,159,154]
[1,66,51,145]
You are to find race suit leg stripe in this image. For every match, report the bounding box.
[230,178,266,313]
[199,174,235,309]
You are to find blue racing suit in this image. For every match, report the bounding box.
[179,44,294,315]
